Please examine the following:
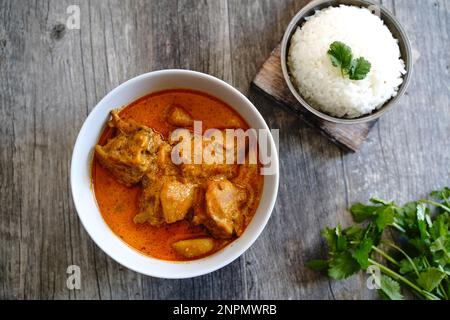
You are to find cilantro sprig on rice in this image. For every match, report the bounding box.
[327,41,372,80]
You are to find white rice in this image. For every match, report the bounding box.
[288,5,406,118]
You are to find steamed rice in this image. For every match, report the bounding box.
[288,5,406,118]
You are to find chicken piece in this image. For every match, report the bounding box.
[167,105,194,127]
[95,129,163,186]
[175,131,239,181]
[191,186,207,224]
[160,179,195,223]
[133,174,167,226]
[95,111,164,186]
[181,162,238,181]
[108,110,164,155]
[134,175,195,226]
[157,143,179,176]
[172,238,215,258]
[109,109,142,134]
[232,162,259,235]
[195,179,246,238]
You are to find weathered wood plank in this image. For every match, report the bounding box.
[0,0,449,301]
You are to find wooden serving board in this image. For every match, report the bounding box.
[251,45,377,152]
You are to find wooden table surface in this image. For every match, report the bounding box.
[1,0,449,300]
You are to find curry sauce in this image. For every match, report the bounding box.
[92,89,263,261]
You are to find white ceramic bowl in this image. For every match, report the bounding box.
[70,69,279,279]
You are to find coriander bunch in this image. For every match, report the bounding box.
[308,187,450,300]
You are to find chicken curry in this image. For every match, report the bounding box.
[92,89,263,261]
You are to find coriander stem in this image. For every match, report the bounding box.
[371,246,399,267]
[441,283,449,300]
[392,222,406,233]
[381,241,419,276]
[367,258,438,300]
[438,284,448,300]
[420,200,450,213]
[443,197,450,208]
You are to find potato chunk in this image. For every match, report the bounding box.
[172,238,215,258]
[160,180,195,223]
[167,105,194,127]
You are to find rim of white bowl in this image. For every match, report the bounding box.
[70,69,279,278]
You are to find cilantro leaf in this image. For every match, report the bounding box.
[321,225,347,253]
[328,251,360,280]
[353,237,373,269]
[309,187,450,300]
[343,225,364,240]
[430,236,450,254]
[374,206,395,232]
[430,237,450,266]
[350,203,378,222]
[327,41,371,80]
[350,199,396,233]
[327,41,353,76]
[399,257,423,275]
[349,57,372,80]
[416,203,431,242]
[378,275,404,300]
[417,268,446,291]
[395,201,420,232]
[321,227,338,252]
[370,197,392,205]
[430,187,450,204]
[430,214,449,240]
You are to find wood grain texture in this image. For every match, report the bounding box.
[0,0,449,300]
[252,45,376,152]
